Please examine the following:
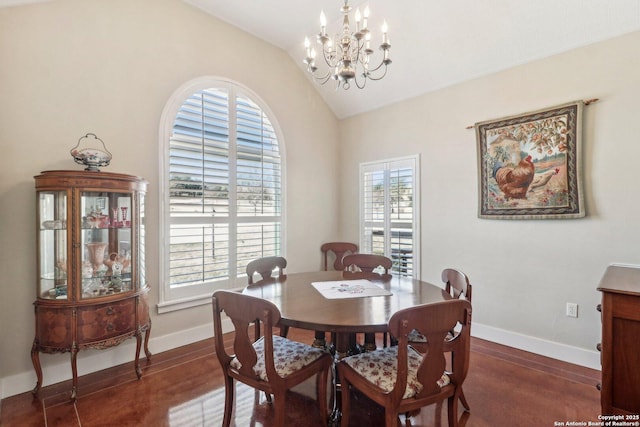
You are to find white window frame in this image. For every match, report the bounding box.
[359,155,420,278]
[157,76,286,313]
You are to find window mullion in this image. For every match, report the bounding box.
[261,114,265,213]
[228,89,238,279]
[383,166,391,257]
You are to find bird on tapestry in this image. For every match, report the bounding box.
[492,155,536,199]
[528,168,560,192]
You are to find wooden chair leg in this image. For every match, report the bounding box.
[316,366,329,426]
[447,394,459,427]
[273,392,286,427]
[280,325,290,337]
[450,351,470,411]
[222,375,234,427]
[384,410,398,427]
[340,380,352,427]
[459,389,470,411]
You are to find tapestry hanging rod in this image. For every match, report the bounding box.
[465,98,600,129]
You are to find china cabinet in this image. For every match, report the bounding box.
[31,170,151,400]
[597,264,640,415]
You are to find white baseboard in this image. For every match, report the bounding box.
[1,319,599,399]
[472,322,601,371]
[1,318,231,400]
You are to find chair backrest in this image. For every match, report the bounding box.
[442,268,472,302]
[389,299,472,400]
[246,256,287,284]
[342,253,392,274]
[320,242,358,271]
[212,290,282,380]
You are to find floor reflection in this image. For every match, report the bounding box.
[169,382,326,427]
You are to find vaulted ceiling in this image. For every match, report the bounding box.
[4,0,640,118]
[185,0,640,118]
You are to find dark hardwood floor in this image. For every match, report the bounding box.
[1,329,601,426]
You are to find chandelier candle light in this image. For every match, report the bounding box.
[303,0,391,89]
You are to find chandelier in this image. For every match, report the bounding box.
[303,0,391,90]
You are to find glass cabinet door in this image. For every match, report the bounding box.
[80,191,133,299]
[139,193,146,288]
[38,191,68,299]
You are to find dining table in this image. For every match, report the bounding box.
[242,270,453,425]
[242,270,452,356]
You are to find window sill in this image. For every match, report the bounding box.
[157,288,242,314]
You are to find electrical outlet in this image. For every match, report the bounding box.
[566,302,578,318]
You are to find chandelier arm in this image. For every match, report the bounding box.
[321,44,337,68]
[365,60,385,74]
[363,64,389,81]
[313,70,334,85]
[353,74,367,89]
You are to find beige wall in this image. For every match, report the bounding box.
[0,0,339,397]
[2,0,639,400]
[340,30,640,362]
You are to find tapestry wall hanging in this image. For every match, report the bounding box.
[475,101,585,219]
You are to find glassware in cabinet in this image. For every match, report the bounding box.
[79,191,134,299]
[38,190,68,300]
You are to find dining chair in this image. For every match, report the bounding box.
[246,256,289,338]
[212,290,333,427]
[246,256,287,284]
[408,267,473,411]
[342,253,392,276]
[316,243,358,350]
[338,298,472,427]
[245,256,289,402]
[342,253,393,350]
[321,242,358,271]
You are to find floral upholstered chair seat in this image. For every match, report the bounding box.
[230,335,327,380]
[407,329,427,343]
[407,328,456,343]
[342,346,450,399]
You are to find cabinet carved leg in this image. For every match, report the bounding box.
[70,345,78,401]
[30,340,42,397]
[143,322,152,360]
[135,332,143,379]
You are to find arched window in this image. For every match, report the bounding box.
[158,77,284,312]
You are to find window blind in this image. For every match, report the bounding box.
[166,87,282,290]
[361,157,418,277]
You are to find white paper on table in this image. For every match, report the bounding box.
[311,279,393,299]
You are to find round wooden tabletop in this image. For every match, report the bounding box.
[242,270,451,334]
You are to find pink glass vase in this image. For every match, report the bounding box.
[85,242,108,271]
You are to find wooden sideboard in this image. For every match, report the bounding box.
[597,264,640,415]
